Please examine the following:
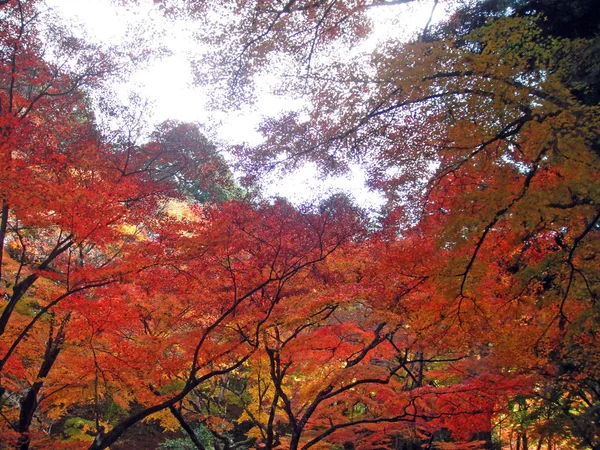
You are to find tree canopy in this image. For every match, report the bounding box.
[0,0,598,449]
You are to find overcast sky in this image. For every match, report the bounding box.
[45,0,446,210]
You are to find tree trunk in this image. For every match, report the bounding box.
[289,431,301,450]
[168,405,206,450]
[16,315,69,450]
[0,201,8,282]
[472,431,493,449]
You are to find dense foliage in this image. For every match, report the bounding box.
[0,0,598,449]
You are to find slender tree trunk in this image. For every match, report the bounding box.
[266,390,280,449]
[416,350,424,387]
[17,381,43,450]
[0,201,8,282]
[472,430,493,449]
[16,315,69,450]
[168,405,206,450]
[536,437,543,450]
[289,432,300,450]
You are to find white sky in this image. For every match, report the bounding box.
[45,0,447,211]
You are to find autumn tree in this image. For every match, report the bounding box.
[150,0,432,107]
[0,1,197,447]
[142,197,538,450]
[431,0,600,105]
[165,0,600,447]
[76,198,364,450]
[3,0,600,448]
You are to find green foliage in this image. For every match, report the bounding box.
[158,424,215,450]
[104,400,128,425]
[63,417,96,440]
[148,121,242,204]
[435,0,600,105]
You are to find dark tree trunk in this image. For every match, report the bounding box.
[472,431,493,449]
[16,315,69,450]
[168,405,206,450]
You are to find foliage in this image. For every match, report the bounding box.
[158,424,217,450]
[147,120,241,203]
[0,0,599,449]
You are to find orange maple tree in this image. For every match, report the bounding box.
[185,1,600,447]
[1,0,599,449]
